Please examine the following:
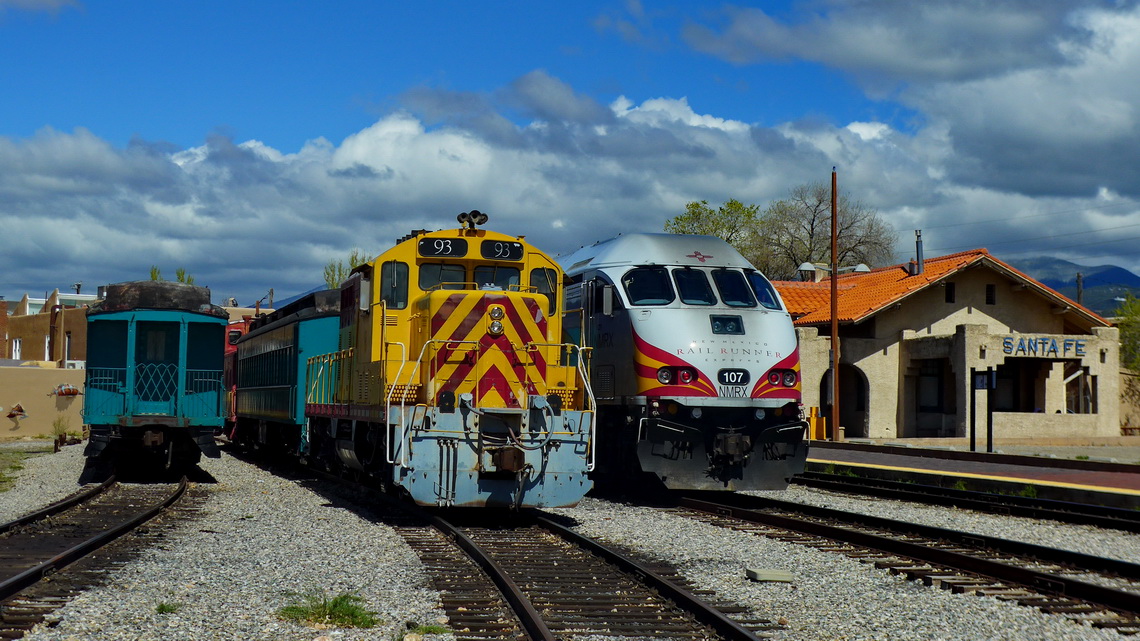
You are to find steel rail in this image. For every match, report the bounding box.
[0,475,117,536]
[426,514,556,641]
[719,492,1140,580]
[535,515,765,641]
[0,477,188,602]
[680,496,1140,617]
[796,472,1140,532]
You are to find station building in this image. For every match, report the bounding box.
[775,249,1120,442]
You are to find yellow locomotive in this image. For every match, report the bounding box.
[305,211,595,507]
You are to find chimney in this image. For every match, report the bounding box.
[915,230,924,275]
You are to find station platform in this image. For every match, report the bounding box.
[805,439,1140,509]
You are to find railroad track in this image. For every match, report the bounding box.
[394,509,784,641]
[795,471,1140,533]
[0,478,188,639]
[676,491,1140,635]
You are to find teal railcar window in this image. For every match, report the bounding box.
[87,320,128,368]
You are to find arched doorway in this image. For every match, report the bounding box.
[818,364,869,439]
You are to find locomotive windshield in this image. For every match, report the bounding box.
[420,263,466,290]
[623,267,675,305]
[711,269,757,307]
[746,272,783,311]
[671,268,716,305]
[474,265,520,290]
[531,267,558,314]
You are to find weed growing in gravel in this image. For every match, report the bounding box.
[155,602,181,614]
[278,590,378,629]
[0,447,51,492]
[951,479,968,491]
[1017,484,1038,498]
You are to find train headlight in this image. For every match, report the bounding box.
[755,409,766,420]
[489,320,504,335]
[678,368,695,384]
[489,306,505,320]
[782,371,797,387]
[656,368,674,384]
[767,371,781,385]
[691,407,703,419]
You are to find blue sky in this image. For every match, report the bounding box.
[2,0,1139,305]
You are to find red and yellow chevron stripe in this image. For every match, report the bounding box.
[750,350,801,399]
[631,329,718,397]
[428,292,549,408]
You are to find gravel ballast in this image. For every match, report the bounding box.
[1,444,450,641]
[2,442,1135,640]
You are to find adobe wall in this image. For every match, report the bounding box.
[0,365,86,440]
[0,300,8,359]
[6,306,88,362]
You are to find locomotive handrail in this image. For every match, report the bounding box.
[384,340,412,466]
[574,345,598,471]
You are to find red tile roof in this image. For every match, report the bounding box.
[773,249,1109,327]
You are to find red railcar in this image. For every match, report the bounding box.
[222,317,253,438]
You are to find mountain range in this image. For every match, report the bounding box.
[1005,257,1140,316]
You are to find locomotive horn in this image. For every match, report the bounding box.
[457,210,489,229]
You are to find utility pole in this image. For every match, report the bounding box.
[1076,272,1083,305]
[830,167,841,442]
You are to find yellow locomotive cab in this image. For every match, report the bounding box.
[305,211,595,508]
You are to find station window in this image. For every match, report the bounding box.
[380,261,409,309]
[622,267,675,306]
[945,282,955,304]
[985,284,996,305]
[671,268,715,305]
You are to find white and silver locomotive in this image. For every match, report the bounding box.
[561,233,807,491]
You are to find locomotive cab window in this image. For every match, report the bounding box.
[622,267,675,306]
[380,261,409,309]
[473,265,520,290]
[671,268,716,305]
[746,272,782,310]
[420,263,466,291]
[531,267,559,314]
[711,269,757,307]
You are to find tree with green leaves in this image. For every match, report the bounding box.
[1116,295,1140,370]
[1115,294,1140,413]
[323,249,370,289]
[758,182,896,279]
[665,184,897,280]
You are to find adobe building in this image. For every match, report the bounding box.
[1,285,269,440]
[775,249,1120,444]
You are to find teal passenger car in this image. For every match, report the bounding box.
[83,281,229,471]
